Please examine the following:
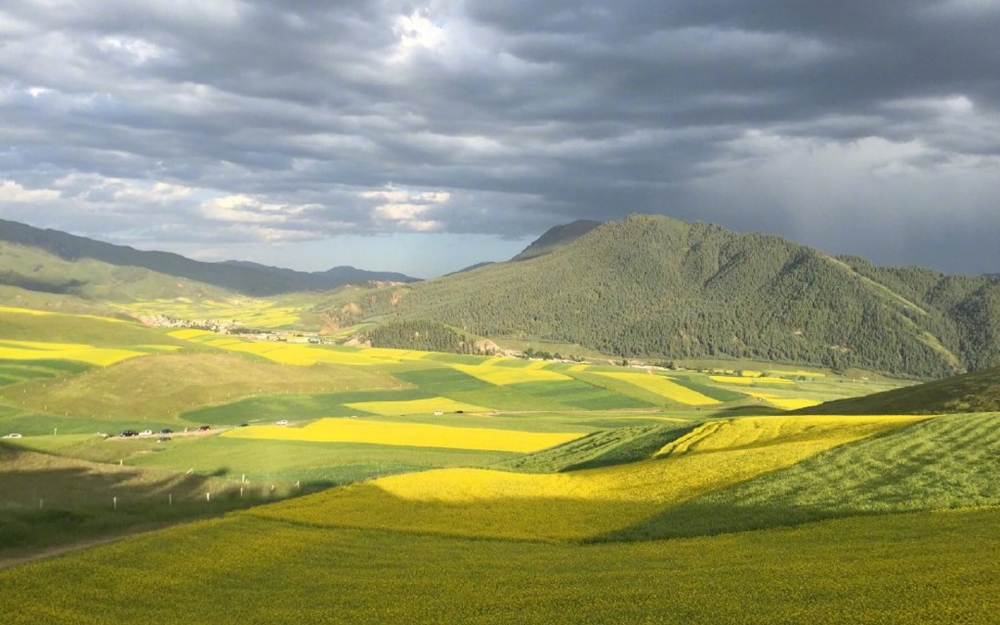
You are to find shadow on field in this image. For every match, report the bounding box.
[0,444,317,554]
[708,405,784,417]
[591,498,853,543]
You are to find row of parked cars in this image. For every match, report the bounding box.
[113,425,211,440]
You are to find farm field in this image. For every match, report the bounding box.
[223,417,585,453]
[251,415,921,541]
[5,301,995,624]
[117,297,309,329]
[0,506,996,624]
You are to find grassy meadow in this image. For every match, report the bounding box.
[1,300,998,623]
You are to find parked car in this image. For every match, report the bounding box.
[159,428,173,434]
[119,430,139,437]
[275,419,289,426]
[2,433,22,439]
[197,425,211,432]
[139,430,153,436]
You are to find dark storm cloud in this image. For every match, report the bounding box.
[0,0,998,273]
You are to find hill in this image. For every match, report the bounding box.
[0,219,417,297]
[794,366,1000,415]
[327,214,1000,379]
[512,219,602,261]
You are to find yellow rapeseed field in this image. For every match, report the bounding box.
[0,340,144,366]
[255,415,919,540]
[0,305,51,316]
[598,372,720,405]
[744,391,821,410]
[168,330,393,366]
[167,328,214,340]
[451,363,572,385]
[121,298,302,328]
[344,396,489,416]
[223,417,584,452]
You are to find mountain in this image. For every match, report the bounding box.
[512,219,602,261]
[327,214,1000,379]
[794,366,1000,415]
[0,219,417,296]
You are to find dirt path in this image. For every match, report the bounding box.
[0,528,158,572]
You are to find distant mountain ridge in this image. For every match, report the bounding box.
[332,214,1000,379]
[0,219,417,296]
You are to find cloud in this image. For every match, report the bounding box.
[0,0,997,274]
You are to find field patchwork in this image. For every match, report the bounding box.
[710,375,794,385]
[450,363,573,385]
[745,391,821,410]
[343,397,490,416]
[251,415,915,540]
[596,372,721,406]
[223,417,584,453]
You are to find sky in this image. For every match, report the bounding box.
[1,0,999,277]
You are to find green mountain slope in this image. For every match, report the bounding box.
[0,218,417,296]
[795,366,1000,415]
[0,241,237,302]
[329,214,1000,378]
[512,219,602,261]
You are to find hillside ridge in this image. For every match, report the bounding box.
[0,219,417,296]
[327,213,1000,379]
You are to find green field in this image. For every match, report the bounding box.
[1,506,996,624]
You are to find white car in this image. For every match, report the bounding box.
[3,433,22,439]
[275,420,289,426]
[139,430,153,436]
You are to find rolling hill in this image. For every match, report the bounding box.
[328,214,1000,379]
[795,365,1000,415]
[0,218,417,297]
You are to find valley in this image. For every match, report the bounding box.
[0,216,998,623]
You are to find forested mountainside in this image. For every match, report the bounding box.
[327,214,1000,379]
[512,219,602,261]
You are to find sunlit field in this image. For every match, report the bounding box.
[596,372,720,406]
[253,415,918,541]
[223,417,585,453]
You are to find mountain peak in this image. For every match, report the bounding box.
[512,219,603,261]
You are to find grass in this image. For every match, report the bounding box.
[799,365,1000,414]
[596,372,721,406]
[451,363,573,384]
[493,423,697,473]
[0,307,185,347]
[125,436,517,484]
[0,353,405,421]
[0,442,307,554]
[614,412,999,540]
[1,508,998,624]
